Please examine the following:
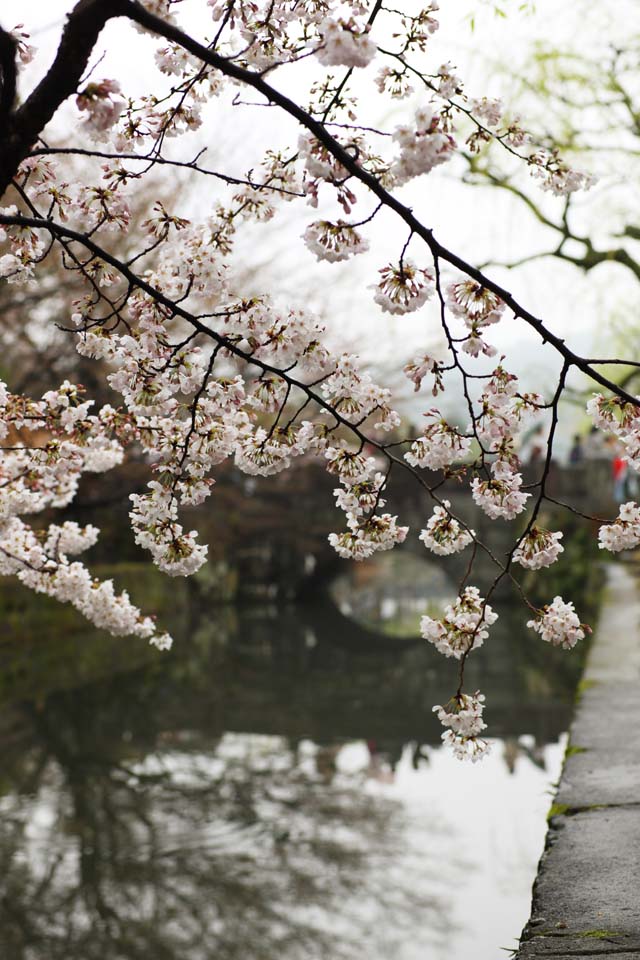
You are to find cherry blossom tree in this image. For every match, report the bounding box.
[0,0,636,761]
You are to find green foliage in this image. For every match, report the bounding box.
[576,929,623,939]
[467,0,536,31]
[547,802,570,820]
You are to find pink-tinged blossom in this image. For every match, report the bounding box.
[316,18,377,68]
[598,501,640,552]
[298,133,349,184]
[333,471,387,517]
[303,220,369,262]
[329,512,408,560]
[11,24,35,65]
[405,412,471,471]
[419,500,473,556]
[436,62,462,98]
[372,261,435,315]
[235,428,293,477]
[461,332,497,358]
[76,79,127,141]
[0,254,22,281]
[151,632,173,651]
[421,586,498,659]
[470,97,503,127]
[527,597,586,650]
[587,394,640,472]
[129,484,209,576]
[325,445,376,485]
[433,691,491,762]
[403,353,444,394]
[391,106,455,184]
[442,729,491,762]
[0,516,171,650]
[446,280,505,328]
[475,366,542,452]
[531,154,597,197]
[375,66,413,99]
[471,460,530,520]
[513,527,564,569]
[320,354,398,428]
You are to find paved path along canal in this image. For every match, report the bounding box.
[517,563,640,959]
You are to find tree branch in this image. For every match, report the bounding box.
[0,0,128,193]
[0,27,17,122]
[1,0,635,409]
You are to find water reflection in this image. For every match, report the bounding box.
[0,572,580,960]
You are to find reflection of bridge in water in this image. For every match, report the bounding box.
[0,573,584,759]
[212,458,617,598]
[0,457,605,763]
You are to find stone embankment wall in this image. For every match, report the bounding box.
[517,564,640,959]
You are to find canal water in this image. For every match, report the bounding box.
[0,555,586,960]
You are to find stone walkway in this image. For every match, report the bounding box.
[517,564,640,959]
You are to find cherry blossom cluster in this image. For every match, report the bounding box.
[0,516,170,650]
[405,411,471,471]
[420,586,498,659]
[527,597,586,650]
[598,501,640,553]
[303,220,370,262]
[471,459,530,520]
[328,511,408,560]
[391,106,456,185]
[375,66,413,100]
[403,353,446,395]
[513,527,564,569]
[372,261,435,315]
[587,394,640,471]
[0,380,172,650]
[433,692,491,763]
[333,471,387,517]
[474,365,542,454]
[321,354,400,430]
[446,279,505,357]
[327,449,408,560]
[0,203,46,284]
[419,500,474,556]
[530,151,596,197]
[316,18,377,68]
[76,80,127,140]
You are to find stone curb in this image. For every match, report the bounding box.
[516,565,640,959]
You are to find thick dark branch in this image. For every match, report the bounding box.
[0,27,17,121]
[0,0,128,194]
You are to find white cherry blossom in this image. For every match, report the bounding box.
[419,501,473,556]
[421,586,498,659]
[471,460,530,520]
[598,501,640,552]
[527,597,586,650]
[513,527,564,569]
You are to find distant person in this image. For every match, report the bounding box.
[569,434,584,464]
[612,453,628,503]
[583,425,606,460]
[527,426,546,465]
